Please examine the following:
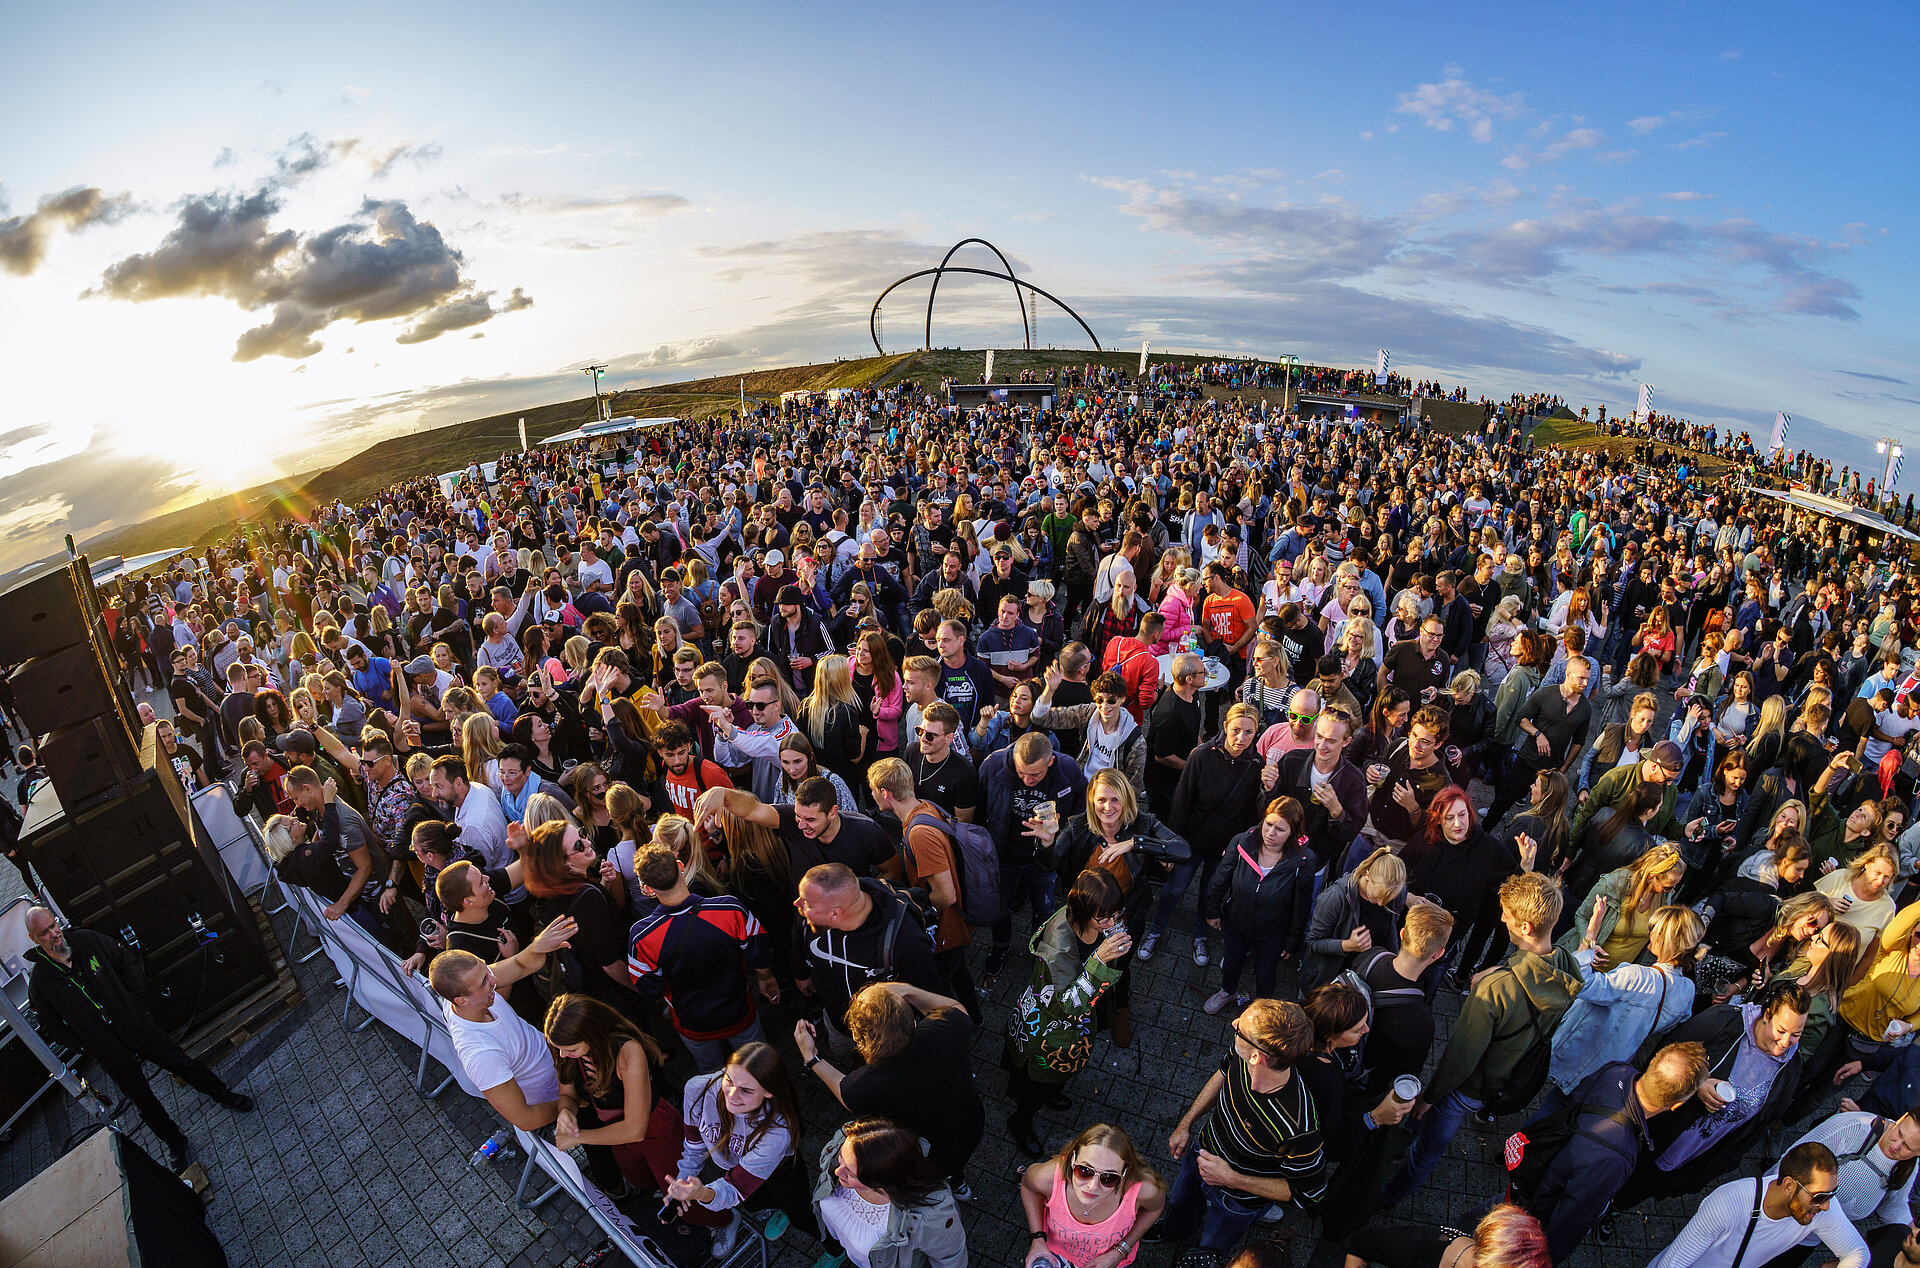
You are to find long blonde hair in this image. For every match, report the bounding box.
[652,813,721,895]
[746,656,804,719]
[461,712,502,785]
[1621,843,1684,912]
[1351,845,1407,906]
[803,654,860,749]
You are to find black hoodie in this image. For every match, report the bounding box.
[27,928,162,1063]
[793,877,948,1028]
[1168,737,1268,860]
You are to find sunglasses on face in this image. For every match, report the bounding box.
[1287,710,1320,723]
[746,700,775,712]
[1071,1162,1124,1190]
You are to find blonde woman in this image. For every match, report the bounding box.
[1559,842,1686,965]
[1815,840,1901,941]
[1301,846,1410,987]
[799,654,867,788]
[1482,596,1526,687]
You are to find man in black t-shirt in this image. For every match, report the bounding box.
[1147,653,1205,818]
[1384,616,1452,707]
[795,981,985,1194]
[905,703,981,821]
[694,781,900,880]
[1357,902,1452,1097]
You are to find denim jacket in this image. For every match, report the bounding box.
[1547,955,1692,1093]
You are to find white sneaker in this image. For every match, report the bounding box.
[712,1210,744,1258]
[1137,931,1158,961]
[1259,1202,1287,1223]
[1192,938,1210,967]
[1203,989,1233,1014]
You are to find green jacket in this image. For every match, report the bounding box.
[1572,760,1676,845]
[1491,665,1544,749]
[1554,867,1678,956]
[1004,907,1121,1084]
[809,1129,967,1268]
[1426,945,1581,1105]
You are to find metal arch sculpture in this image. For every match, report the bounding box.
[927,238,1028,352]
[869,239,1103,356]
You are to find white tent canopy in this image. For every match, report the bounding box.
[88,546,191,584]
[1743,485,1920,543]
[541,415,678,445]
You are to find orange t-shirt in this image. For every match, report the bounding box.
[1201,589,1256,651]
[903,811,972,951]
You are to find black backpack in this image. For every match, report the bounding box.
[873,880,940,980]
[1483,971,1555,1116]
[1503,1071,1638,1201]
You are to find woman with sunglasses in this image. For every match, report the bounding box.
[1019,1123,1164,1268]
[520,819,636,1018]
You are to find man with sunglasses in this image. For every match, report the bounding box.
[1164,999,1324,1250]
[1651,1141,1863,1268]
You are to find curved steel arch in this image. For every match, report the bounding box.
[870,265,1103,356]
[925,238,1028,353]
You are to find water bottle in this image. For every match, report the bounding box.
[469,1127,516,1167]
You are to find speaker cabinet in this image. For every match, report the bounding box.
[20,771,194,908]
[37,715,139,806]
[9,642,120,731]
[0,562,93,663]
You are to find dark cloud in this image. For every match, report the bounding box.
[1834,369,1909,386]
[0,185,136,275]
[92,182,530,359]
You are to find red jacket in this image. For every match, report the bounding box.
[1102,636,1160,722]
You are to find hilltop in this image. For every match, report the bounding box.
[80,346,1729,563]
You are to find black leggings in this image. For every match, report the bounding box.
[1007,1064,1068,1137]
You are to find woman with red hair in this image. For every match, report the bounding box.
[1400,784,1533,985]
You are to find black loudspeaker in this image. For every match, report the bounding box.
[37,715,139,807]
[9,641,120,730]
[0,561,93,663]
[20,768,277,1036]
[21,769,193,896]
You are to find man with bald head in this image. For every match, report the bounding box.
[1255,687,1324,760]
[25,907,252,1170]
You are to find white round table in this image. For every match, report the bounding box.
[1157,652,1231,692]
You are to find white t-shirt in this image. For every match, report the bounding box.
[1865,709,1920,764]
[444,997,559,1103]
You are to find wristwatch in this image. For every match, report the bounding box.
[805,1054,824,1069]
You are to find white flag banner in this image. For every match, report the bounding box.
[1884,442,1904,491]
[1636,383,1655,423]
[984,350,994,382]
[1769,412,1791,453]
[517,417,527,452]
[739,378,746,412]
[1377,349,1390,379]
[1139,340,1150,377]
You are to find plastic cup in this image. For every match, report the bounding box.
[1392,1075,1422,1104]
[1887,1020,1912,1042]
[1713,1080,1736,1103]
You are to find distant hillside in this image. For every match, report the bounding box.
[85,470,327,560]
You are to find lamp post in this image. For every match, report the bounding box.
[1878,437,1905,507]
[584,364,608,422]
[1279,355,1298,414]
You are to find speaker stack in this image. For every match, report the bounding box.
[5,554,290,1047]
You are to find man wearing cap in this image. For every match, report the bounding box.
[767,584,834,692]
[834,537,910,635]
[399,654,452,744]
[976,545,1030,622]
[751,549,793,624]
[1571,738,1687,844]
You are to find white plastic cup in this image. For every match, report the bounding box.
[1713,1080,1736,1103]
[1392,1075,1422,1104]
[1887,1020,1912,1042]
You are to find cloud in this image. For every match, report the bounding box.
[1834,369,1910,386]
[1502,126,1618,172]
[1394,67,1526,142]
[1661,191,1714,202]
[497,189,691,218]
[1718,49,1743,61]
[0,186,137,275]
[1670,132,1728,151]
[92,179,531,358]
[330,137,444,179]
[1626,107,1716,136]
[258,79,287,96]
[1011,212,1054,222]
[611,337,745,371]
[0,440,200,571]
[328,84,371,108]
[1102,178,1403,284]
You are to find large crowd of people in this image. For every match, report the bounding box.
[19,357,1920,1268]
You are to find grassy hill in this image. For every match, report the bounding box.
[81,346,1730,563]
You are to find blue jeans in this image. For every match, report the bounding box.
[1162,1142,1270,1251]
[680,1013,766,1074]
[992,860,1057,948]
[1151,852,1222,940]
[1381,1089,1483,1207]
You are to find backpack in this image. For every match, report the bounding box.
[904,804,1004,927]
[873,881,941,980]
[1336,948,1425,1077]
[1503,1076,1638,1202]
[1483,974,1555,1116]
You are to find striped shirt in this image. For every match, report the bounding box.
[1198,1052,1327,1206]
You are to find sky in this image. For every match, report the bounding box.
[2,1,1917,572]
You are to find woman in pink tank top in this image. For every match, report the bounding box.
[1019,1124,1166,1267]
